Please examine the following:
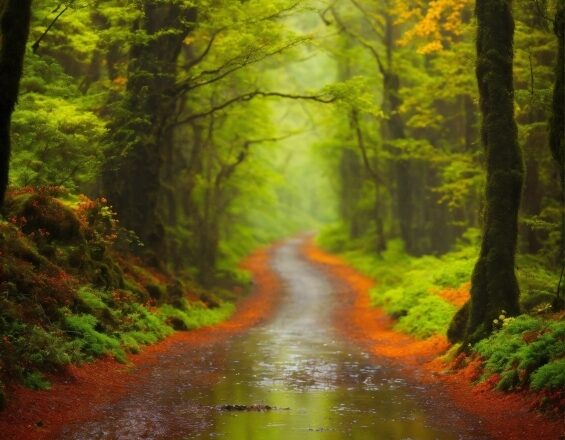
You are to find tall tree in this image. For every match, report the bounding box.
[102,2,196,258]
[0,0,33,205]
[550,0,564,303]
[453,0,523,343]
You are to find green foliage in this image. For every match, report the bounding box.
[22,371,51,391]
[531,359,565,391]
[320,233,472,339]
[78,286,109,312]
[396,296,456,339]
[516,254,561,313]
[159,302,235,331]
[2,320,83,372]
[473,316,565,391]
[317,223,354,253]
[63,313,125,362]
[11,54,107,189]
[123,304,173,340]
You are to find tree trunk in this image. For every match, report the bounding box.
[381,13,415,254]
[103,3,196,259]
[338,148,364,239]
[550,1,564,302]
[550,2,564,181]
[0,0,32,206]
[457,0,523,343]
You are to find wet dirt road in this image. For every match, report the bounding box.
[59,238,489,440]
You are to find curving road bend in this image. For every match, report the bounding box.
[59,238,489,440]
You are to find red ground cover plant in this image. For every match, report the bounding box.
[0,244,283,440]
[303,239,565,440]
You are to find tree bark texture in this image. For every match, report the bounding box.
[0,0,32,205]
[103,3,196,258]
[464,0,523,342]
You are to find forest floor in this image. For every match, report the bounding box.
[0,245,283,440]
[0,237,563,439]
[304,239,565,440]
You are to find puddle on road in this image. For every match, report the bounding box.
[60,239,487,440]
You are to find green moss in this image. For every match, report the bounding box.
[10,194,83,243]
[447,301,469,343]
[439,342,462,363]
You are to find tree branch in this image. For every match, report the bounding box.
[351,109,382,184]
[349,0,385,38]
[175,37,310,96]
[32,3,70,53]
[173,90,336,125]
[330,7,386,76]
[183,27,225,71]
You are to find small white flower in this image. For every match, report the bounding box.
[493,319,499,324]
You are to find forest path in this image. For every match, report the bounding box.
[58,237,488,440]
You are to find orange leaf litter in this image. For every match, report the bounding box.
[0,244,283,440]
[303,239,564,440]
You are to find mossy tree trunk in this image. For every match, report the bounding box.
[0,0,32,206]
[103,3,196,259]
[550,1,564,301]
[455,0,523,343]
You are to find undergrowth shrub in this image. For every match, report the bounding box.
[0,192,245,397]
[125,304,173,340]
[22,371,51,390]
[531,359,565,390]
[317,223,353,252]
[351,246,460,338]
[396,296,456,339]
[3,320,82,372]
[473,315,565,391]
[77,286,108,312]
[159,302,235,331]
[63,313,125,362]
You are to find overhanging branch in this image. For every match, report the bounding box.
[173,90,336,125]
[32,3,71,53]
[175,37,310,96]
